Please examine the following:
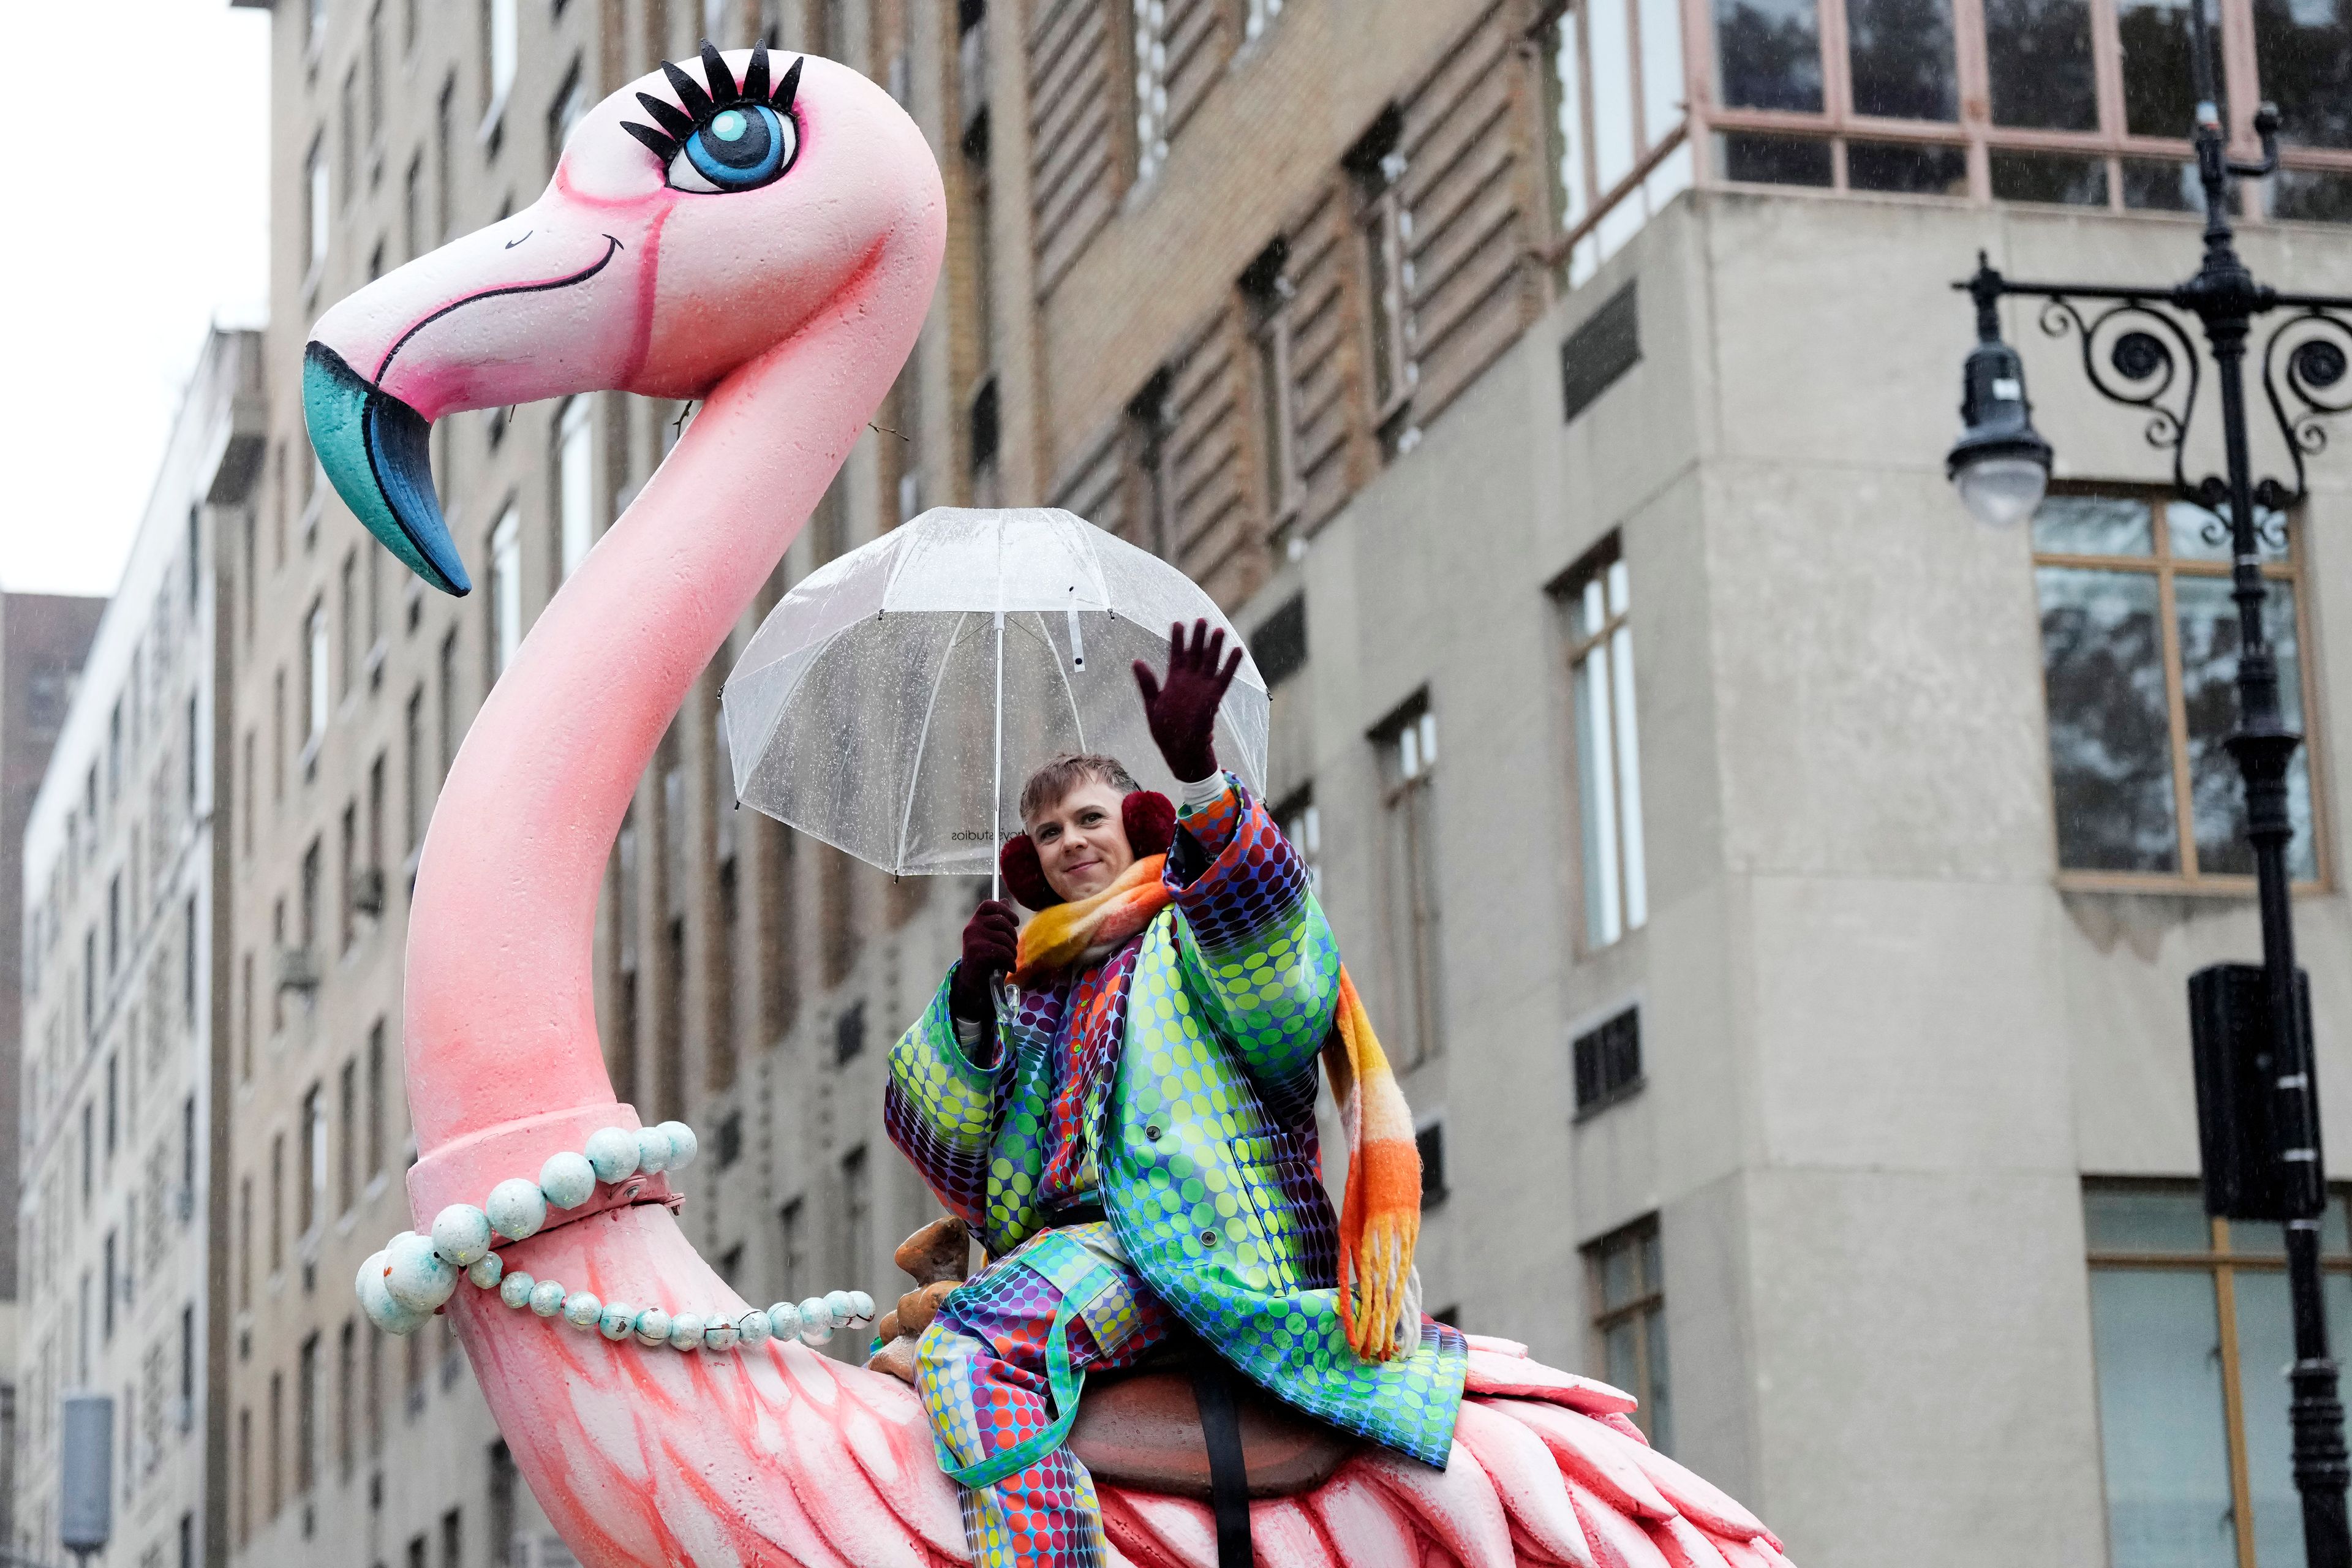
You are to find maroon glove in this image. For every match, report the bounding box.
[1134,619,1244,783]
[949,899,1019,1022]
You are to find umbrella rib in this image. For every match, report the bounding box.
[895,611,975,873]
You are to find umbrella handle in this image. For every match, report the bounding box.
[992,590,1005,904]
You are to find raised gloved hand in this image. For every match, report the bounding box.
[948,899,1019,1022]
[1134,619,1244,783]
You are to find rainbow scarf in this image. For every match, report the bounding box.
[1013,858,1423,1361]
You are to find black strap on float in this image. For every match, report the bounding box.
[1186,1355,1254,1568]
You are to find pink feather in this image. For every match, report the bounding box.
[1488,1401,1674,1520]
[1455,1402,1598,1568]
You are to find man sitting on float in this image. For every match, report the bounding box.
[886,620,1464,1568]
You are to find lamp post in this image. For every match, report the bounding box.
[1945,7,2352,1563]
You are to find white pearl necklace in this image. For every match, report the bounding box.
[357,1120,876,1352]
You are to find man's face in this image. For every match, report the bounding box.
[1027,778,1136,903]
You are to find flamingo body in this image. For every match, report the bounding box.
[301,43,1795,1568]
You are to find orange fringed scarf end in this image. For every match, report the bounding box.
[1326,969,1423,1361]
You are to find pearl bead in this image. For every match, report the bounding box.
[704,1322,739,1353]
[634,1126,673,1175]
[766,1302,802,1341]
[530,1280,567,1317]
[598,1302,638,1340]
[486,1178,548,1241]
[848,1289,876,1322]
[737,1310,772,1347]
[562,1291,603,1330]
[538,1152,597,1211]
[358,1251,429,1336]
[658,1121,698,1172]
[797,1297,834,1346]
[668,1313,706,1351]
[584,1127,640,1184]
[633,1306,672,1347]
[386,1232,458,1313]
[499,1272,536,1310]
[431,1204,493,1268]
[467,1253,504,1290]
[824,1289,859,1327]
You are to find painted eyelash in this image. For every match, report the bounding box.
[620,40,804,164]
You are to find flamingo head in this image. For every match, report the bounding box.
[303,42,938,595]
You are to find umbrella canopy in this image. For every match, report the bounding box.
[722,507,1270,879]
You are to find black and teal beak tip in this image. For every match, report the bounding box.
[303,342,472,597]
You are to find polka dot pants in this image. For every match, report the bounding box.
[916,1223,1179,1568]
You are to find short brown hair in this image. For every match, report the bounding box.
[1019,753,1139,826]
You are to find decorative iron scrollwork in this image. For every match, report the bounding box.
[2038,295,2213,503]
[2258,306,2352,511]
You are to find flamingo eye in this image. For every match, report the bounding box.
[667,103,796,194]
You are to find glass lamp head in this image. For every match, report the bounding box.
[1947,337,2054,529]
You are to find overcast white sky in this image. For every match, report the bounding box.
[0,3,270,598]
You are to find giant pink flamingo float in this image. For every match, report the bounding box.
[304,42,1797,1568]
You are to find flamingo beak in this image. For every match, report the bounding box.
[303,202,641,599]
[303,343,468,595]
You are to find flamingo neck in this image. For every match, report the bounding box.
[402,244,925,1159]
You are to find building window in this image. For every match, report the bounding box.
[548,57,588,174]
[1241,241,1300,524]
[1703,0,2352,214]
[336,1320,355,1484]
[1278,789,1322,897]
[1415,1117,1449,1204]
[306,136,330,278]
[405,686,426,857]
[557,397,595,578]
[2032,491,2322,887]
[1586,1216,1670,1451]
[1347,113,1417,451]
[2086,1182,2352,1566]
[1560,537,1648,948]
[1371,698,1441,1066]
[305,600,330,754]
[238,1176,254,1310]
[435,75,455,241]
[843,1145,871,1300]
[300,1085,324,1239]
[366,1020,386,1180]
[1573,1005,1643,1113]
[1546,0,1693,286]
[778,1196,805,1300]
[488,506,522,679]
[483,0,518,129]
[1133,0,1171,181]
[337,1058,357,1215]
[339,551,358,699]
[438,629,459,777]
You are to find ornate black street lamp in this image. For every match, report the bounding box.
[1946,9,2351,1566]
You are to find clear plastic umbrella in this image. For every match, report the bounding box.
[721,507,1270,895]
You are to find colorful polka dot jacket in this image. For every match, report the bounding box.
[884,775,1468,1468]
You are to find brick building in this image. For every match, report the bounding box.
[233,1,2352,1567]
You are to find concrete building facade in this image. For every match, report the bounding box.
[0,591,109,1546]
[14,326,257,1568]
[236,2,2350,1567]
